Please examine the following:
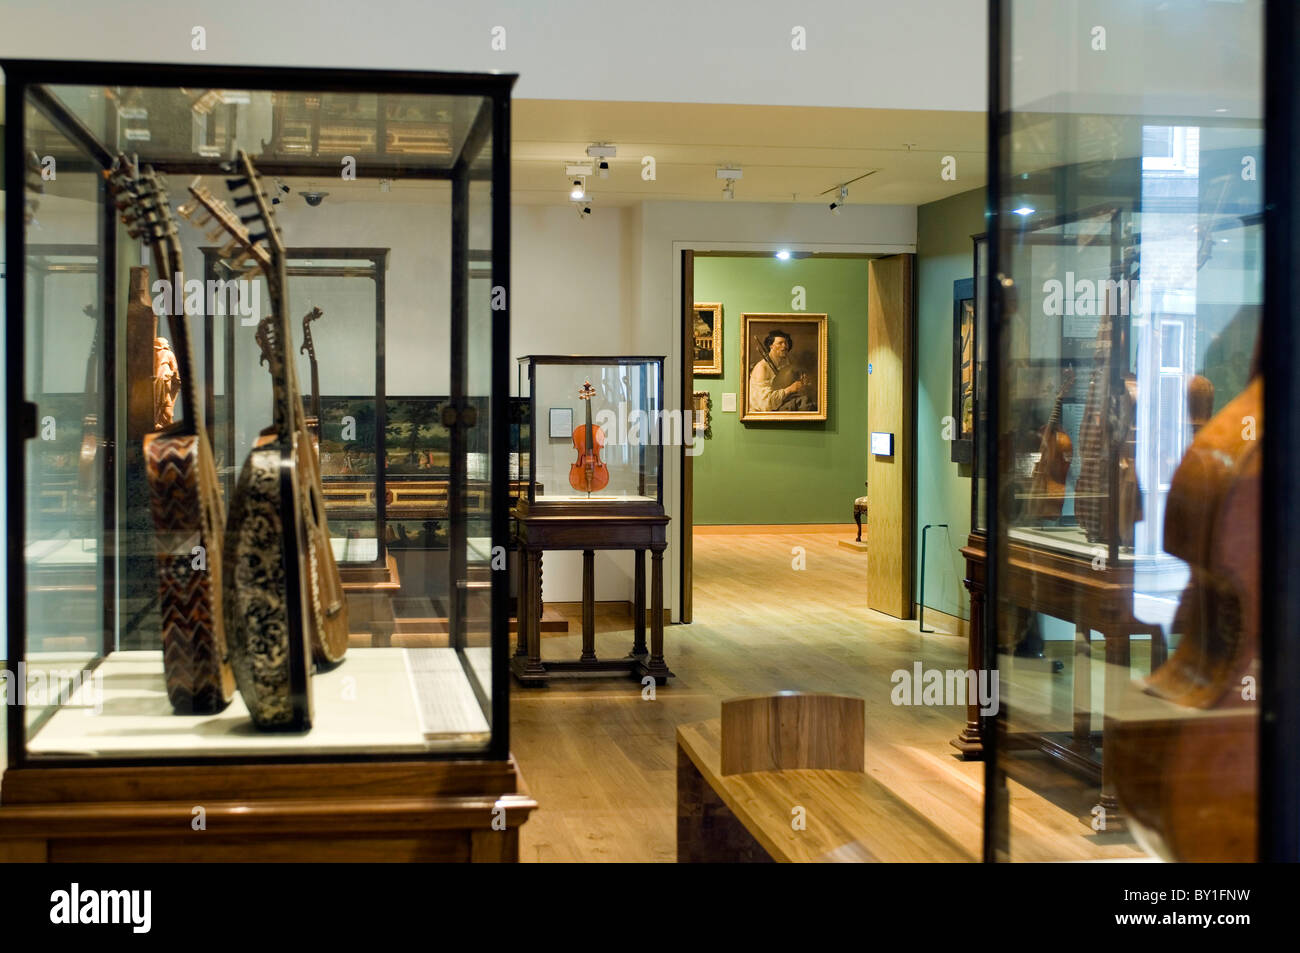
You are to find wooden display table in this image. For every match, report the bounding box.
[0,759,535,862]
[952,531,1164,826]
[677,694,972,862]
[511,498,672,686]
[341,552,401,647]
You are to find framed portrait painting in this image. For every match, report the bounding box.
[951,277,975,463]
[693,302,723,376]
[951,233,988,465]
[739,313,828,422]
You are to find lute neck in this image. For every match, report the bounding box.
[156,233,204,440]
[266,263,301,445]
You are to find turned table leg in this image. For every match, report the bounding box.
[581,549,596,662]
[1072,626,1094,756]
[514,543,528,658]
[631,548,647,656]
[641,547,671,681]
[951,574,985,758]
[522,548,546,679]
[1098,625,1130,831]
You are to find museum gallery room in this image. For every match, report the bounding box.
[0,0,1296,868]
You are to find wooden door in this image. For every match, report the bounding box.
[866,254,915,619]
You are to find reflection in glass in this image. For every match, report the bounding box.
[991,0,1263,861]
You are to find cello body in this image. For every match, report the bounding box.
[1111,368,1261,861]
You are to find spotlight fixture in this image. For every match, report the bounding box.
[1012,206,1035,216]
[576,202,592,219]
[587,144,616,178]
[829,184,848,215]
[270,180,291,205]
[775,249,791,260]
[570,177,586,201]
[717,166,742,201]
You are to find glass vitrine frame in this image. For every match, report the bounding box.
[3,58,516,769]
[515,354,667,514]
[981,0,1298,862]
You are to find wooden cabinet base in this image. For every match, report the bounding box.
[0,758,535,863]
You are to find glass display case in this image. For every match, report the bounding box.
[4,61,515,772]
[983,0,1265,861]
[515,355,665,514]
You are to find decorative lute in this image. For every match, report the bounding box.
[181,172,349,666]
[1026,367,1075,520]
[105,156,235,714]
[212,149,314,729]
[568,380,609,495]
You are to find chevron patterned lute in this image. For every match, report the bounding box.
[146,432,234,711]
[107,155,235,714]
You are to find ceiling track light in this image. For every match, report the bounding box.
[587,143,616,178]
[829,184,848,215]
[569,176,586,201]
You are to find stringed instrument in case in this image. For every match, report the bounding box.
[105,157,235,714]
[569,379,609,494]
[209,150,316,729]
[300,306,325,454]
[1112,358,1262,861]
[181,176,349,667]
[1026,368,1074,520]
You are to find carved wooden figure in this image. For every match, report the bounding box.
[153,336,181,429]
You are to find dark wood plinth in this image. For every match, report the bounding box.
[954,531,1165,829]
[512,498,672,686]
[0,758,536,862]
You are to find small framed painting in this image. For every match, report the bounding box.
[691,390,712,438]
[693,302,723,376]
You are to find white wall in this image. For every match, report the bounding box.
[0,0,986,111]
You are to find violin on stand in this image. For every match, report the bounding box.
[569,380,609,495]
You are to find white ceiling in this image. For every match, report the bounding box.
[277,98,992,209]
[511,99,987,208]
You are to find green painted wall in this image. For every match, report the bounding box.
[914,186,986,620]
[693,256,869,525]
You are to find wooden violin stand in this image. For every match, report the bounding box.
[511,498,672,686]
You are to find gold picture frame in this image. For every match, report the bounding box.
[691,390,712,438]
[693,302,723,376]
[739,313,828,423]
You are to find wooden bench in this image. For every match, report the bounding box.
[676,693,973,862]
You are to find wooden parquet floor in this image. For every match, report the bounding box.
[511,530,1147,862]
